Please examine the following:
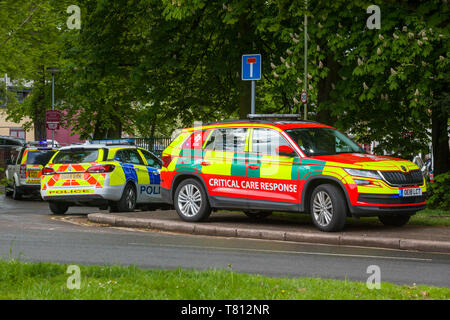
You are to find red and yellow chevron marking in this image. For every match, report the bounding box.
[43,162,106,189]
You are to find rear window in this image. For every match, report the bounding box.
[52,149,99,164]
[25,150,57,165]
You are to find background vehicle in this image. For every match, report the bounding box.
[41,140,164,214]
[0,136,26,178]
[5,147,58,199]
[161,118,426,232]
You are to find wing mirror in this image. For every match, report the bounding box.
[276,145,295,156]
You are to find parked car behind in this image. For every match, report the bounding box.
[5,147,58,199]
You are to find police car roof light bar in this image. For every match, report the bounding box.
[87,138,135,146]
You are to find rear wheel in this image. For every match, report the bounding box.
[310,184,347,232]
[174,179,211,222]
[5,185,13,197]
[12,182,22,200]
[244,210,272,220]
[49,202,69,215]
[378,214,411,227]
[110,183,137,212]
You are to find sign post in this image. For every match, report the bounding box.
[46,110,60,133]
[242,54,261,115]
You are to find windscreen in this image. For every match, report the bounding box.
[285,128,365,157]
[52,149,99,164]
[26,150,57,165]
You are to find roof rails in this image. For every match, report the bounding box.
[200,114,320,127]
[202,119,273,126]
[87,138,136,146]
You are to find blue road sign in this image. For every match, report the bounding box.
[242,54,261,81]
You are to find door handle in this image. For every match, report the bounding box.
[200,161,211,166]
[248,165,260,170]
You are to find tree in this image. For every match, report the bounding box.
[266,0,449,171]
[0,0,71,141]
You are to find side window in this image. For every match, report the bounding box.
[17,147,26,164]
[203,129,221,151]
[140,149,162,169]
[204,128,247,153]
[252,128,291,156]
[126,149,145,165]
[114,150,126,162]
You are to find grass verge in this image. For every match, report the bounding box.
[0,259,449,300]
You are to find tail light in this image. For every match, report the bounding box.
[86,165,115,173]
[162,155,173,168]
[42,167,55,175]
[19,164,27,179]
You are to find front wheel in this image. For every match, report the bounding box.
[174,179,211,222]
[378,214,411,227]
[49,202,69,215]
[310,184,348,232]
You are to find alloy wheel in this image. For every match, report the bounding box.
[177,184,202,217]
[312,191,333,227]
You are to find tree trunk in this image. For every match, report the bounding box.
[316,55,339,125]
[431,104,449,175]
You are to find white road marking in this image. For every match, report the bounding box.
[127,242,433,262]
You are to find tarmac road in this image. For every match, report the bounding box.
[1,193,449,288]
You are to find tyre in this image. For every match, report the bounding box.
[111,183,137,212]
[310,184,348,232]
[49,202,69,215]
[174,178,211,222]
[244,210,272,220]
[378,214,411,227]
[12,182,22,200]
[5,185,13,197]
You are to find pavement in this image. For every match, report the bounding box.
[88,210,450,254]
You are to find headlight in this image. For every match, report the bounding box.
[344,168,381,179]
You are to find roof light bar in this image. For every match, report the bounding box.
[87,138,135,146]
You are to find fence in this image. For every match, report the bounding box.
[132,137,173,156]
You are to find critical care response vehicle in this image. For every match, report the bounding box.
[41,140,163,214]
[160,116,426,232]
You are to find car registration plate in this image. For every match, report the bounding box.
[28,171,40,178]
[61,173,83,180]
[399,188,422,197]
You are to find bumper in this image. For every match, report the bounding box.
[161,187,172,204]
[351,204,426,217]
[16,184,41,194]
[41,185,124,202]
[349,192,426,217]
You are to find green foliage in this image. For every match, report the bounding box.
[427,172,450,210]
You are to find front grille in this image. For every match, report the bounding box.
[379,169,423,186]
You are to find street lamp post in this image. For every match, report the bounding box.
[304,0,308,120]
[46,67,59,147]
